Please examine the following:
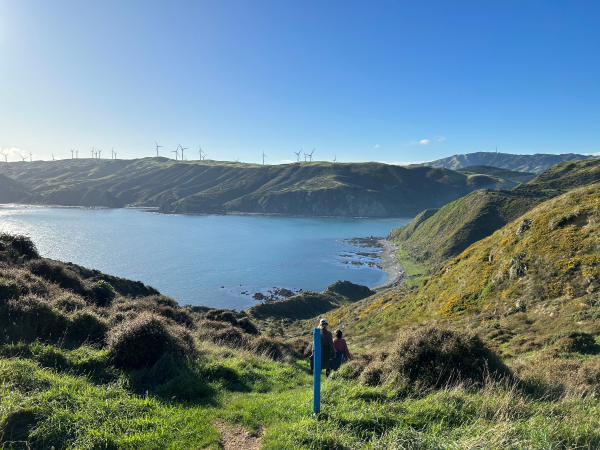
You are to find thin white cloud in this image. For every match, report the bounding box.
[380,160,431,166]
[374,144,380,148]
[435,136,447,142]
[419,139,430,145]
[0,147,23,160]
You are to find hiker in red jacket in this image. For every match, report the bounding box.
[332,329,352,371]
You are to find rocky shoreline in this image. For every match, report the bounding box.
[372,239,405,290]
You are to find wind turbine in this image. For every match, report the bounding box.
[155,141,163,157]
[94,150,98,159]
[172,148,179,161]
[20,154,27,162]
[178,144,188,161]
[91,147,95,158]
[333,155,337,163]
[98,149,102,159]
[114,151,118,159]
[76,150,78,158]
[2,151,7,162]
[234,158,240,163]
[262,151,267,165]
[30,152,33,162]
[294,149,302,162]
[51,154,55,161]
[71,149,74,159]
[308,148,315,162]
[198,146,203,160]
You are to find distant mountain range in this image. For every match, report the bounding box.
[0,158,515,217]
[413,151,595,173]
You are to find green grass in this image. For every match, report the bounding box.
[3,341,599,449]
[395,242,426,287]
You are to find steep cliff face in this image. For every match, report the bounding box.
[0,173,34,203]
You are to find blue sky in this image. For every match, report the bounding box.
[1,1,599,164]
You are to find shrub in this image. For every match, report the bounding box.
[288,337,312,358]
[248,335,286,361]
[86,280,116,307]
[111,295,195,328]
[66,310,109,345]
[237,317,259,335]
[0,278,21,301]
[28,259,85,294]
[107,312,194,369]
[0,233,39,259]
[367,325,510,390]
[52,294,87,312]
[200,325,248,349]
[549,330,597,354]
[205,309,239,326]
[0,295,69,344]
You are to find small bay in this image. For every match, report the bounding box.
[0,206,410,310]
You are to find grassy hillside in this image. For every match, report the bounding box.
[329,184,600,353]
[2,232,600,448]
[415,151,594,173]
[456,165,537,184]
[390,159,600,274]
[0,158,510,216]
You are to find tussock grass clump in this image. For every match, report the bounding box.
[0,277,21,300]
[0,295,69,344]
[110,295,195,328]
[66,310,109,345]
[107,312,194,369]
[362,325,509,389]
[86,279,116,306]
[28,259,85,294]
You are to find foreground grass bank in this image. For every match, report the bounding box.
[2,341,600,449]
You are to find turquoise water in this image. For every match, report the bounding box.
[0,206,410,310]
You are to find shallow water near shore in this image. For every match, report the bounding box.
[0,206,410,310]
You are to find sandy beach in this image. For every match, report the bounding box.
[373,239,405,290]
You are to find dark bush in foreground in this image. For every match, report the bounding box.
[111,295,195,328]
[364,325,510,390]
[237,317,259,335]
[249,336,287,361]
[0,278,21,300]
[205,309,239,326]
[0,233,39,259]
[107,312,194,369]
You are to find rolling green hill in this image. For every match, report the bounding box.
[0,158,511,216]
[389,159,600,274]
[415,151,594,173]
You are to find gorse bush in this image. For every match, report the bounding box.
[362,325,510,390]
[548,330,597,354]
[107,312,194,369]
[86,280,116,306]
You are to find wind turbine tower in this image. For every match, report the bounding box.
[179,144,188,161]
[172,148,179,161]
[308,149,315,162]
[98,149,102,159]
[71,149,74,159]
[155,141,162,157]
[51,154,55,161]
[294,150,302,162]
[30,152,33,162]
[2,151,7,162]
[262,151,267,165]
[20,154,27,162]
[333,155,337,163]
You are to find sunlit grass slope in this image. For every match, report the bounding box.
[389,158,600,273]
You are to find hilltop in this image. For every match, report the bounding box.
[414,151,594,173]
[456,165,537,184]
[0,158,511,216]
[389,159,600,274]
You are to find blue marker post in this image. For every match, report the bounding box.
[313,327,321,414]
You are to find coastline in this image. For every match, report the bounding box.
[372,239,405,291]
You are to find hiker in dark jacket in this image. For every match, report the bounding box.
[310,318,336,377]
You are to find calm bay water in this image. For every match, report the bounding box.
[0,206,410,310]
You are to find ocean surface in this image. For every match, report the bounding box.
[0,206,411,310]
